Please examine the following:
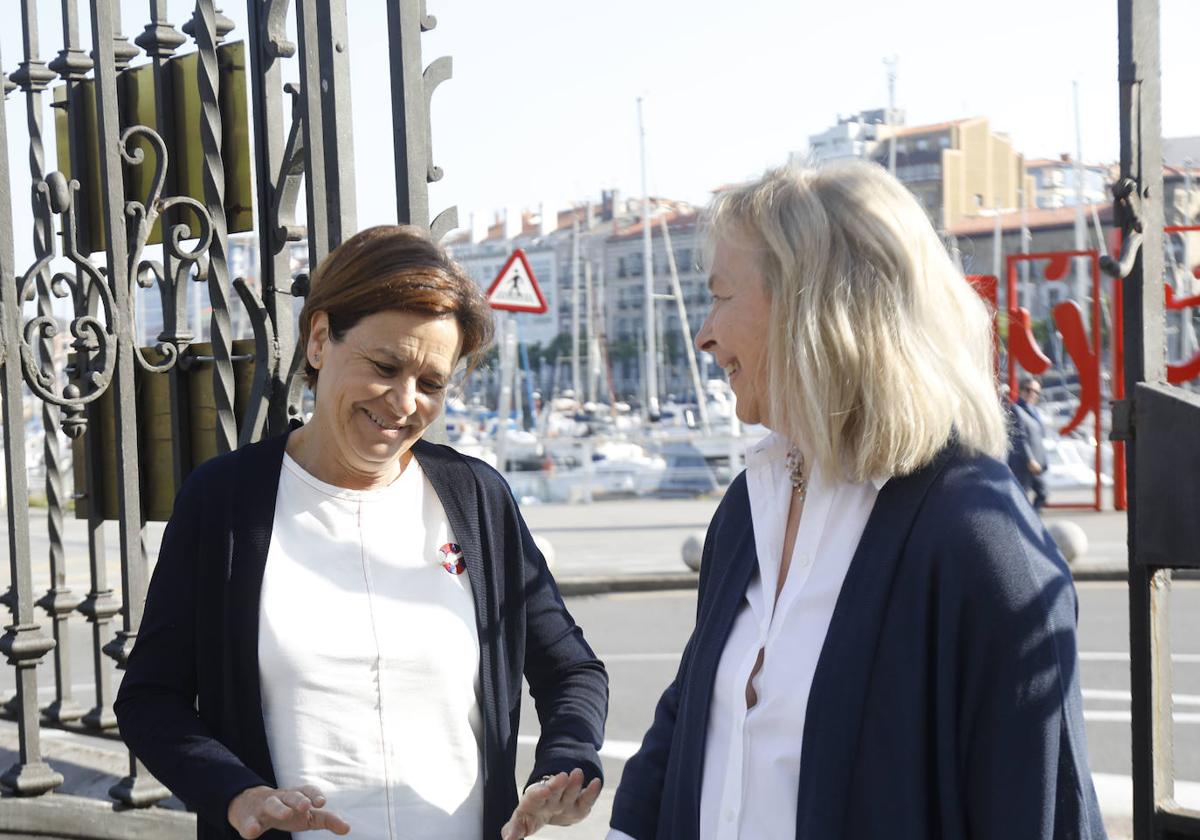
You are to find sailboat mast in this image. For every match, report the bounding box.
[885,55,898,176]
[585,247,597,403]
[571,216,582,398]
[638,96,660,418]
[660,216,710,432]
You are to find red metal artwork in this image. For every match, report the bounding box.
[1006,250,1104,511]
[965,274,1000,375]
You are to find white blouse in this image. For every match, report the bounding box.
[259,453,484,840]
[608,433,883,840]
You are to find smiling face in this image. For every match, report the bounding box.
[298,309,463,489]
[695,234,774,427]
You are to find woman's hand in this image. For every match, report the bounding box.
[227,784,350,838]
[500,769,603,840]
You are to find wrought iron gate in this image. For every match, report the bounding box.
[0,1,453,835]
[1109,0,1200,838]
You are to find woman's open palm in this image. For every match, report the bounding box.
[500,769,603,839]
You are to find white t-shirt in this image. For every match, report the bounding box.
[259,453,484,840]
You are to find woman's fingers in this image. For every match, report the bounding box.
[297,785,327,808]
[550,773,603,826]
[228,785,349,838]
[543,771,572,809]
[502,769,604,836]
[500,773,568,840]
[556,769,585,809]
[235,816,265,840]
[277,789,313,814]
[262,795,293,822]
[308,808,351,835]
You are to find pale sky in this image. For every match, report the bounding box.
[4,0,1200,268]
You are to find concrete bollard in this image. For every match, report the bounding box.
[682,533,704,572]
[1047,520,1088,564]
[533,533,556,572]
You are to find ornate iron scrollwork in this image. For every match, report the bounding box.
[15,173,117,438]
[273,84,307,246]
[265,0,296,58]
[121,125,214,374]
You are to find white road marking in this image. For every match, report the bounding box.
[598,653,681,663]
[517,734,642,761]
[1082,688,1200,707]
[1081,651,1200,664]
[1084,710,1200,725]
[1090,772,1200,816]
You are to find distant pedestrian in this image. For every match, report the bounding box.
[608,163,1105,840]
[116,226,607,840]
[1009,376,1049,510]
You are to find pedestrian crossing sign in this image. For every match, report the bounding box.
[486,249,547,313]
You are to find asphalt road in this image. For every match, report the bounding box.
[1,582,1196,840]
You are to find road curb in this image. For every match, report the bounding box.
[558,572,699,596]
[557,567,1199,595]
[1072,567,1200,582]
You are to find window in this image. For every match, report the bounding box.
[916,138,929,151]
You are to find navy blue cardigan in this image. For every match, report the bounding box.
[611,447,1106,840]
[115,431,608,840]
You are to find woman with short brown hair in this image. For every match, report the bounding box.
[117,225,608,840]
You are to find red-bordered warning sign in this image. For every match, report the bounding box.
[486,249,547,313]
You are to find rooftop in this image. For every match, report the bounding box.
[947,203,1114,237]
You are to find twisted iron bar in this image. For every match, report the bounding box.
[0,31,63,800]
[193,0,237,455]
[16,0,85,727]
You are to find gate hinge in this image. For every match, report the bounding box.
[1110,399,1134,442]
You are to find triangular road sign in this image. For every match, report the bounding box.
[486,250,547,313]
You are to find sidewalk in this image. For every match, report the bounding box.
[521,494,1146,596]
[0,493,1162,602]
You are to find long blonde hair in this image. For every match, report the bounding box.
[707,161,1007,481]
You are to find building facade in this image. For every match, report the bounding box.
[803,110,1036,231]
[1025,157,1111,209]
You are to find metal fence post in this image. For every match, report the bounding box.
[86,0,168,807]
[15,0,86,728]
[0,40,64,800]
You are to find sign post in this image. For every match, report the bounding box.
[487,250,546,472]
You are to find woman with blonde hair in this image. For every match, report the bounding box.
[608,162,1104,840]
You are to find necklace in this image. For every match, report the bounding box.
[785,446,808,501]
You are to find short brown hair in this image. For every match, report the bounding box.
[298,225,493,387]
